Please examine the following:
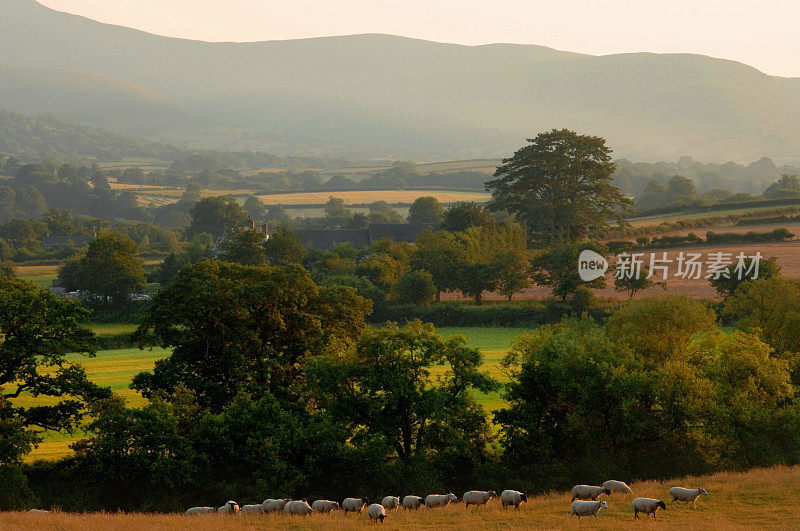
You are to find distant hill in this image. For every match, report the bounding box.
[2,0,800,162]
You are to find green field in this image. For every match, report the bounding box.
[20,326,528,461]
[626,204,800,227]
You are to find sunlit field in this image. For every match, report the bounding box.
[6,465,799,529]
[14,264,59,288]
[256,190,490,206]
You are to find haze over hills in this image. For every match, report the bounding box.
[3,0,800,162]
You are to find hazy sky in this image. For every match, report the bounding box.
[38,0,800,78]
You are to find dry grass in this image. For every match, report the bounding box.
[255,190,490,206]
[5,465,799,529]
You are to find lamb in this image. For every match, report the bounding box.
[500,490,528,509]
[342,497,369,514]
[571,485,612,501]
[425,493,458,508]
[381,496,401,510]
[240,504,264,515]
[284,500,313,516]
[368,503,388,523]
[462,490,497,507]
[602,480,633,494]
[402,495,426,510]
[669,487,708,508]
[262,498,290,513]
[217,501,240,515]
[311,499,340,513]
[570,500,608,521]
[632,497,667,519]
[185,506,216,515]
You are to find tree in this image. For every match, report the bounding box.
[369,201,403,224]
[486,129,632,244]
[411,229,465,302]
[613,264,666,299]
[764,174,800,199]
[186,197,250,237]
[264,227,306,265]
[667,175,697,204]
[407,196,445,224]
[709,256,780,297]
[243,195,265,220]
[531,243,606,301]
[218,229,268,266]
[58,233,145,303]
[265,204,290,223]
[0,279,110,463]
[441,202,493,233]
[395,270,437,305]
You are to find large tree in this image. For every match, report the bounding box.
[186,196,251,237]
[486,129,632,245]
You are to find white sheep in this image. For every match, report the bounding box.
[402,495,426,510]
[217,501,240,515]
[368,503,388,523]
[571,485,612,501]
[570,500,608,520]
[28,509,49,514]
[425,493,458,508]
[632,497,667,519]
[240,504,264,515]
[342,497,369,514]
[669,487,708,508]
[262,498,290,513]
[185,506,215,515]
[500,490,528,509]
[284,500,313,516]
[381,496,401,510]
[602,480,632,494]
[462,490,497,507]
[311,499,340,513]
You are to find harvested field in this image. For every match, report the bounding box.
[256,190,490,206]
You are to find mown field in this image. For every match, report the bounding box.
[19,326,527,462]
[5,465,799,529]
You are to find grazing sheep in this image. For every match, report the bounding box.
[402,495,426,510]
[500,490,528,509]
[28,509,49,514]
[463,490,497,507]
[217,501,240,515]
[632,497,667,519]
[570,500,608,521]
[262,498,290,513]
[368,503,388,523]
[381,496,401,510]
[342,497,369,514]
[425,493,458,508]
[311,500,340,513]
[241,504,263,514]
[602,480,633,494]
[670,487,708,508]
[186,506,215,515]
[284,500,313,516]
[571,485,612,501]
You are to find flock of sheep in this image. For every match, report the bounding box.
[184,482,709,522]
[569,481,710,521]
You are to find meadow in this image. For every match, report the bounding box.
[4,465,798,529]
[255,190,490,206]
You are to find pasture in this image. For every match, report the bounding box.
[255,190,490,206]
[5,464,799,529]
[14,264,58,288]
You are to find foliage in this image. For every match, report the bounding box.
[217,228,268,265]
[407,196,445,224]
[185,196,250,237]
[531,242,606,301]
[395,270,437,306]
[710,255,780,297]
[441,201,493,232]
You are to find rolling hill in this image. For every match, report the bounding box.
[2,0,800,162]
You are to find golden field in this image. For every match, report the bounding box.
[256,190,490,206]
[3,465,799,529]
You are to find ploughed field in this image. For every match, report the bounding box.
[6,465,799,529]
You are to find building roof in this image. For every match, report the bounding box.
[294,223,437,251]
[369,223,437,244]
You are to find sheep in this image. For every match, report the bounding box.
[571,485,612,501]
[240,504,264,515]
[425,493,458,508]
[217,501,240,515]
[500,490,528,509]
[311,499,340,513]
[284,500,313,516]
[342,497,369,514]
[262,498,290,513]
[669,487,708,508]
[632,497,667,519]
[402,495,426,510]
[185,506,215,515]
[28,509,49,514]
[570,500,608,521]
[368,503,388,523]
[602,480,633,494]
[381,496,401,510]
[463,490,497,508]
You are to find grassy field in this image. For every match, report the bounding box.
[5,465,799,528]
[14,264,59,289]
[256,190,490,206]
[626,204,800,228]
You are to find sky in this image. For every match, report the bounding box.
[37,0,800,78]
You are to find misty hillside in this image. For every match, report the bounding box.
[2,0,800,162]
